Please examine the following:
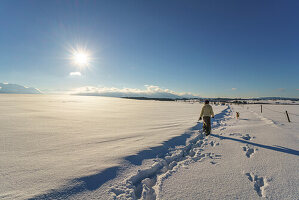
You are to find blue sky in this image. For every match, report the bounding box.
[0,0,298,97]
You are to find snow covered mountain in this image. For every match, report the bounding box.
[0,83,41,94]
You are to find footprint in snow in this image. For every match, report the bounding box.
[241,134,252,140]
[245,172,268,198]
[209,140,220,147]
[242,144,257,158]
[229,133,255,141]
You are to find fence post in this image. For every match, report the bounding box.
[261,105,262,113]
[286,111,291,123]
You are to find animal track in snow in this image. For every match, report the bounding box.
[110,107,232,200]
[209,140,220,147]
[110,138,223,200]
[229,133,242,137]
[109,132,209,200]
[242,144,257,158]
[241,134,252,140]
[229,133,255,141]
[245,173,268,197]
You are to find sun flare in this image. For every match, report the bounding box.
[73,52,90,66]
[68,46,92,68]
[72,50,90,67]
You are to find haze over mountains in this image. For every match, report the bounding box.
[0,83,41,94]
[0,83,298,102]
[71,85,199,99]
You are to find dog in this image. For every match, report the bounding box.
[236,112,240,119]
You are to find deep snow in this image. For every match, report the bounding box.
[0,94,224,200]
[1,95,298,200]
[158,104,299,200]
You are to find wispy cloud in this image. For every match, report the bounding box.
[70,85,199,99]
[296,89,299,91]
[232,88,237,90]
[70,72,82,76]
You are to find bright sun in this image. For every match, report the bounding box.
[68,46,93,69]
[70,47,91,67]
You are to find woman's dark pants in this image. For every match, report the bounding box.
[203,116,211,136]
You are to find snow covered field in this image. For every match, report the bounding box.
[158,104,299,200]
[1,95,298,200]
[0,95,224,200]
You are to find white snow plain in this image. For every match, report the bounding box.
[0,95,224,200]
[157,104,299,200]
[1,95,298,200]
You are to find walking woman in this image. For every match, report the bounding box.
[198,100,215,136]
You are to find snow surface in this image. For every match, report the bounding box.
[158,104,299,200]
[0,95,224,200]
[1,95,298,200]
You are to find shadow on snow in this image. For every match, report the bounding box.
[30,106,231,199]
[210,134,299,156]
[125,106,230,165]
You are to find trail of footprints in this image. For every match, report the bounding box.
[215,113,270,198]
[229,130,269,198]
[111,109,270,199]
[229,133,258,158]
[111,104,233,199]
[200,130,270,198]
[110,132,223,200]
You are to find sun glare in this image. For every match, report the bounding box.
[68,46,92,68]
[72,50,90,67]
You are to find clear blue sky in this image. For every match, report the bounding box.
[0,0,298,97]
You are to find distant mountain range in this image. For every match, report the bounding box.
[75,91,185,99]
[203,97,299,101]
[122,97,299,102]
[256,97,299,100]
[0,83,297,100]
[0,83,41,94]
